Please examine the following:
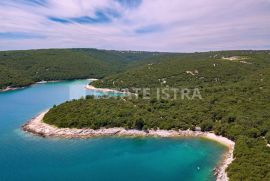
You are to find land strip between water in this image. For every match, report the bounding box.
[22,111,235,181]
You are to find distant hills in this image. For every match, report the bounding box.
[0,48,166,90]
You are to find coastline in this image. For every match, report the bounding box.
[0,79,92,93]
[85,84,128,94]
[0,81,61,93]
[0,86,24,92]
[36,80,62,84]
[22,111,235,181]
[0,78,122,94]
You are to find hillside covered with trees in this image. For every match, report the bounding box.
[44,50,270,181]
[0,48,165,90]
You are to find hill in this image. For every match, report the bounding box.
[45,50,270,180]
[0,48,165,90]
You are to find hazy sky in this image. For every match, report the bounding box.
[1,0,270,52]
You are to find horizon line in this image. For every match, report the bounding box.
[1,47,270,54]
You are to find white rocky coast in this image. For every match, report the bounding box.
[85,84,123,93]
[0,86,22,92]
[22,111,235,181]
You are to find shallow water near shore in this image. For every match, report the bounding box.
[0,80,226,181]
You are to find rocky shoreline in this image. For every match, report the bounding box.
[22,111,234,181]
[0,80,60,93]
[1,79,88,93]
[85,78,131,95]
[85,84,126,94]
[0,86,24,92]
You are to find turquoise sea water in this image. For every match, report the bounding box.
[0,80,226,181]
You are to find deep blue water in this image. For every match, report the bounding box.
[0,80,226,181]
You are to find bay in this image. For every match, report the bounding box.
[0,80,226,181]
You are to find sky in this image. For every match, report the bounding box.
[0,0,270,52]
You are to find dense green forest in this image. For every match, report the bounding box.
[44,50,270,180]
[0,48,164,90]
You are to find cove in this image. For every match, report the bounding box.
[0,80,226,181]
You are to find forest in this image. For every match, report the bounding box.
[43,50,270,181]
[0,48,164,90]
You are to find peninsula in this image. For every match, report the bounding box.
[22,110,234,181]
[17,50,270,180]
